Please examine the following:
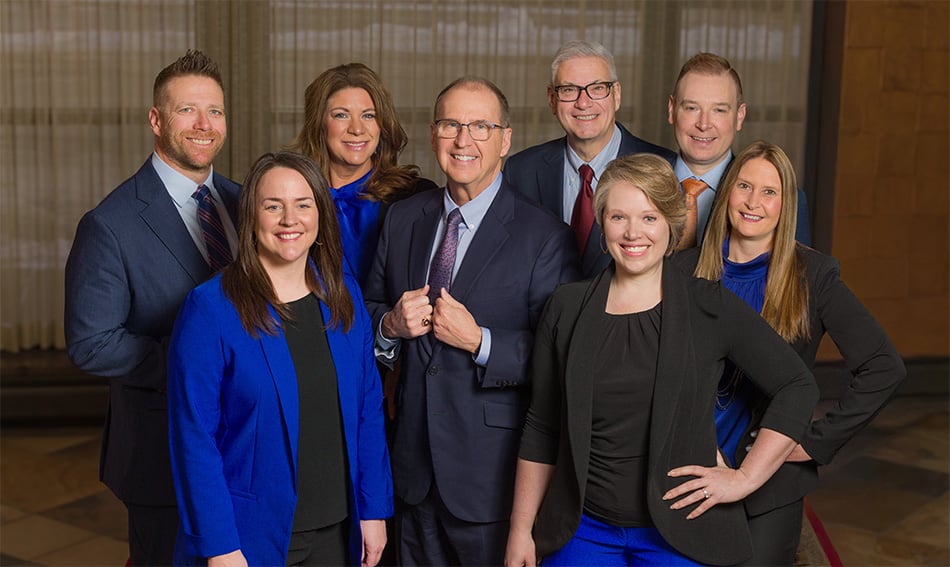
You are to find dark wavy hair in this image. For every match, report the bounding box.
[222,151,353,337]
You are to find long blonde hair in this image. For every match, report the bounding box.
[694,141,809,342]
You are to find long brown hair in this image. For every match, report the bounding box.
[694,140,809,342]
[222,151,353,337]
[289,63,422,202]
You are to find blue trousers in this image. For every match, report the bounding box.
[543,513,705,566]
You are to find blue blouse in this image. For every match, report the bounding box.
[331,169,381,286]
[715,237,770,466]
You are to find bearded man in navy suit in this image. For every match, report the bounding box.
[504,40,676,278]
[65,50,239,566]
[363,77,578,565]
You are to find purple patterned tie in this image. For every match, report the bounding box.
[427,207,463,303]
[192,184,232,272]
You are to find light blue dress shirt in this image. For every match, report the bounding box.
[673,151,733,244]
[561,125,623,223]
[151,152,238,263]
[377,173,504,366]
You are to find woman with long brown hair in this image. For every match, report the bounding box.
[290,63,436,285]
[683,140,905,564]
[167,151,392,566]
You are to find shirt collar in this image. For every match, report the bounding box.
[674,150,733,192]
[565,124,622,181]
[441,172,503,232]
[151,152,215,206]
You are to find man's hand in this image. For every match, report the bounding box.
[382,285,434,339]
[431,289,482,353]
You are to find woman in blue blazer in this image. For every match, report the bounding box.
[168,151,393,566]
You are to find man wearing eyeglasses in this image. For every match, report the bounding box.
[364,77,578,565]
[505,40,675,277]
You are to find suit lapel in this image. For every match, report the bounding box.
[258,323,300,487]
[650,261,694,459]
[448,186,513,303]
[564,270,611,490]
[409,193,444,291]
[537,141,566,218]
[135,162,210,284]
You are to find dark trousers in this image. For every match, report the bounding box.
[397,485,509,566]
[287,520,349,566]
[126,503,178,566]
[742,499,804,566]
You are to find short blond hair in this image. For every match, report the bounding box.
[594,153,685,255]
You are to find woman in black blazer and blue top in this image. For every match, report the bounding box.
[678,140,905,565]
[504,153,819,566]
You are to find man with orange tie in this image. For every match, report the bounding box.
[505,40,675,278]
[668,52,811,249]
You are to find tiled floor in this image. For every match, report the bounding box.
[1,396,947,566]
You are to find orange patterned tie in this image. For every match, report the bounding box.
[679,178,708,250]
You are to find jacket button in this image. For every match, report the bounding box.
[428,366,439,376]
[750,429,758,438]
[745,445,753,452]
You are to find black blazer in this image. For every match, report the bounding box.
[65,159,240,505]
[519,261,819,566]
[503,122,676,278]
[673,246,905,516]
[363,180,579,523]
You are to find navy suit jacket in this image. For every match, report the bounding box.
[363,181,579,523]
[167,272,393,566]
[504,122,676,278]
[64,158,240,505]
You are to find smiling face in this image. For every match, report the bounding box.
[255,167,319,274]
[431,84,512,201]
[602,182,670,281]
[727,157,783,252]
[323,87,380,186]
[668,71,746,176]
[149,75,226,184]
[548,56,621,161]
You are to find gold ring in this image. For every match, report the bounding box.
[421,317,430,327]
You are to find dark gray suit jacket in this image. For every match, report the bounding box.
[363,181,579,523]
[65,158,240,505]
[503,122,676,277]
[519,261,818,565]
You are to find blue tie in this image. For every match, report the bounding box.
[192,184,232,272]
[427,208,463,303]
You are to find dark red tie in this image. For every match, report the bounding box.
[678,178,708,250]
[570,164,595,256]
[192,184,233,272]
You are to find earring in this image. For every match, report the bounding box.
[600,232,608,254]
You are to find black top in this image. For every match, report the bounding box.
[283,294,349,531]
[584,303,661,527]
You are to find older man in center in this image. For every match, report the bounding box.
[364,77,579,565]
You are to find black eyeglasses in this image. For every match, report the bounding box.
[433,119,507,141]
[552,81,615,102]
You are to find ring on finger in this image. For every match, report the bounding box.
[421,317,430,327]
[702,488,710,499]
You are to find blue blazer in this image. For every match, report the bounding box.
[504,121,677,278]
[167,271,393,566]
[363,181,579,524]
[65,158,240,505]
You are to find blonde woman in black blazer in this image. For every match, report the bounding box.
[679,141,905,564]
[504,154,819,566]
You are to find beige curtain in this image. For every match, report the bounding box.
[0,0,812,352]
